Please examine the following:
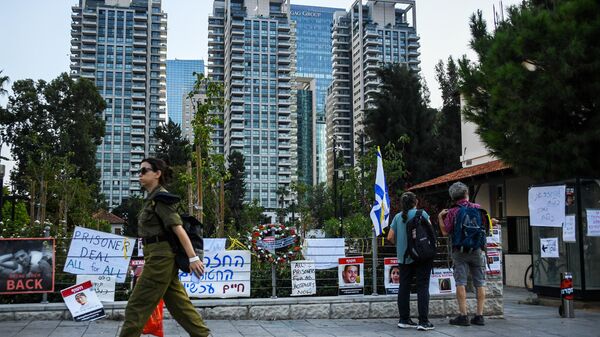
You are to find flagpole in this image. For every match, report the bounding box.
[372,228,378,295]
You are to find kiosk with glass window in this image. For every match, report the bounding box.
[529,179,600,300]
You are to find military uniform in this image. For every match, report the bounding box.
[120,186,210,337]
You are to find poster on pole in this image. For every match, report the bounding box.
[485,249,502,275]
[338,256,364,295]
[61,280,106,322]
[528,185,566,227]
[0,238,55,294]
[540,238,559,258]
[563,215,576,243]
[586,209,600,237]
[64,227,136,283]
[384,258,399,295]
[180,250,250,298]
[429,268,456,295]
[291,260,316,296]
[76,274,116,302]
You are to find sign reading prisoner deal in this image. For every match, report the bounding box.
[291,260,316,296]
[180,250,250,298]
[64,227,136,283]
[61,280,106,322]
[0,238,55,294]
[76,274,116,302]
[338,256,364,295]
[528,185,566,227]
[429,268,456,295]
[384,257,400,295]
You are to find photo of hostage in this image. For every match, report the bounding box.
[439,278,452,292]
[119,158,210,337]
[388,265,400,284]
[438,181,498,327]
[0,244,53,293]
[342,264,360,284]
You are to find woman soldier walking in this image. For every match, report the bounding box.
[120,158,210,337]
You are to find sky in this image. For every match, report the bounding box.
[0,0,523,176]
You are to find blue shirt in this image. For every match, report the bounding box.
[390,208,430,264]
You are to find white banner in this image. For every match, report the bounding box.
[302,238,345,270]
[586,209,600,237]
[76,274,116,302]
[528,185,566,227]
[64,227,136,283]
[563,215,576,242]
[429,268,456,295]
[540,238,559,258]
[180,250,250,298]
[291,260,316,296]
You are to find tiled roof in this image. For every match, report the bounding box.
[92,210,125,224]
[408,160,511,191]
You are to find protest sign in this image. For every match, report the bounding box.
[586,209,600,237]
[384,257,399,295]
[486,249,502,275]
[528,185,565,227]
[563,215,576,242]
[302,238,345,270]
[338,256,364,295]
[61,280,105,321]
[0,238,54,294]
[76,274,116,302]
[291,260,316,296]
[429,268,456,295]
[180,250,250,298]
[540,238,559,258]
[64,227,136,283]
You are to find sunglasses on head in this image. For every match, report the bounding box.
[138,167,154,175]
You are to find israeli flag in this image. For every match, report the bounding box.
[370,146,391,237]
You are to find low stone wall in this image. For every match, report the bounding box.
[0,282,503,321]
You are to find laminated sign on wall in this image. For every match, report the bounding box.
[540,238,559,258]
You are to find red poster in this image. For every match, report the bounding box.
[0,238,55,294]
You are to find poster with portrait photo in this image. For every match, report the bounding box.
[338,256,364,295]
[0,238,55,294]
[61,280,105,322]
[384,257,400,294]
[429,268,456,295]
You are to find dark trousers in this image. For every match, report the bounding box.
[397,260,433,323]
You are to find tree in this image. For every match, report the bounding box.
[0,73,105,190]
[112,195,144,237]
[225,150,246,231]
[364,64,437,187]
[459,1,600,181]
[433,57,462,175]
[0,70,8,97]
[153,119,191,167]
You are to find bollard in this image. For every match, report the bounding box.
[40,224,50,304]
[559,272,574,318]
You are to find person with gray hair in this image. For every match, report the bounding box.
[438,182,488,327]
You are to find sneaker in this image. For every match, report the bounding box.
[417,321,435,331]
[449,315,470,326]
[397,318,418,329]
[470,315,485,326]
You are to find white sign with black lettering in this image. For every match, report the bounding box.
[76,275,116,302]
[563,215,576,242]
[586,209,600,237]
[291,260,316,296]
[540,238,559,258]
[528,185,566,227]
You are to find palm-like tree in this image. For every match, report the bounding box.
[276,186,289,224]
[0,70,9,96]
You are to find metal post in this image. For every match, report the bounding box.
[560,271,574,318]
[270,226,277,298]
[0,164,5,223]
[372,230,378,295]
[41,224,50,304]
[332,138,338,224]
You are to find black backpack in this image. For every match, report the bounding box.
[404,210,437,263]
[152,192,204,273]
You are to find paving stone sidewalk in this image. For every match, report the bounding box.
[2,288,598,337]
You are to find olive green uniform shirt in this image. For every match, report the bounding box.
[137,185,182,238]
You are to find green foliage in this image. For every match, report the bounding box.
[112,195,144,237]
[364,64,437,186]
[241,199,267,228]
[0,70,8,96]
[459,1,600,181]
[153,119,192,167]
[294,182,333,230]
[225,151,246,231]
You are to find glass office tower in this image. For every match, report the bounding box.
[166,59,204,126]
[70,0,167,208]
[291,5,342,186]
